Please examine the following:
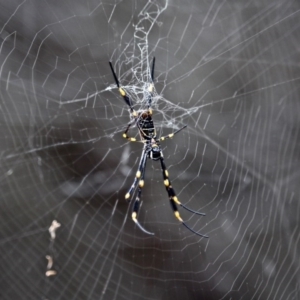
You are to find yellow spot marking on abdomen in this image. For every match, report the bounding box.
[164,179,169,186]
[125,193,130,200]
[136,171,141,178]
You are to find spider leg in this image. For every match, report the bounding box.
[125,147,147,201]
[151,57,155,82]
[159,157,208,238]
[158,125,187,142]
[160,157,205,216]
[122,122,139,142]
[131,150,154,235]
[109,62,136,115]
[147,57,156,109]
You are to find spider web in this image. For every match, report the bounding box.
[1,0,300,299]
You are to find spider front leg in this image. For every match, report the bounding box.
[147,57,155,109]
[159,157,208,238]
[109,61,136,113]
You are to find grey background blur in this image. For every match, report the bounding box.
[1,0,300,299]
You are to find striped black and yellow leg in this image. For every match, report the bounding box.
[123,122,138,142]
[169,198,208,238]
[160,157,208,238]
[131,154,154,235]
[125,148,147,201]
[158,125,187,142]
[147,57,156,109]
[109,61,137,113]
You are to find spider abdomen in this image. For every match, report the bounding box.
[138,111,156,139]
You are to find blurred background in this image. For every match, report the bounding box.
[1,0,300,299]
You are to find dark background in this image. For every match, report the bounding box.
[1,0,300,299]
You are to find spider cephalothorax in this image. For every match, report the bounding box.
[148,140,161,161]
[109,58,207,237]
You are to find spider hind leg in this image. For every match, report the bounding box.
[160,157,205,216]
[125,148,147,201]
[170,198,208,238]
[129,149,154,235]
[160,157,208,237]
[132,198,154,235]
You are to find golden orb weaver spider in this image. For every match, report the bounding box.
[109,58,208,238]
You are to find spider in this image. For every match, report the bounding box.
[109,58,208,238]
